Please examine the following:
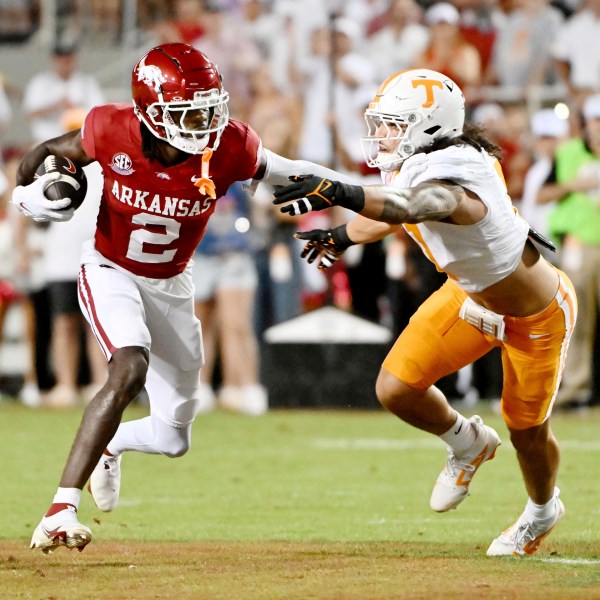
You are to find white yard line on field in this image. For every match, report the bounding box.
[312,439,600,451]
[536,557,600,565]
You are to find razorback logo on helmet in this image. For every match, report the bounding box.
[136,59,166,92]
[131,43,230,155]
[110,153,135,176]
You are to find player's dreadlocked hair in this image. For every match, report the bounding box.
[426,122,503,160]
[140,121,166,162]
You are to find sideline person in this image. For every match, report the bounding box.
[273,68,577,557]
[13,42,359,554]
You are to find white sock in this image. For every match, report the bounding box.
[523,489,558,522]
[52,487,82,508]
[439,413,477,456]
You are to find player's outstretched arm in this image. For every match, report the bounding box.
[273,173,464,225]
[295,216,400,270]
[256,148,363,187]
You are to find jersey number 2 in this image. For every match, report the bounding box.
[126,213,181,263]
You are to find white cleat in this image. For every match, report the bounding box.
[487,489,565,557]
[430,415,501,512]
[88,453,122,512]
[30,505,92,554]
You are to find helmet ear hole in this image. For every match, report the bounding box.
[424,125,442,136]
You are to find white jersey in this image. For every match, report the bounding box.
[384,145,530,293]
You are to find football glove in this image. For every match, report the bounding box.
[273,175,364,216]
[295,225,355,270]
[12,173,75,222]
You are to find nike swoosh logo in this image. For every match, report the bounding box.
[64,158,77,174]
[454,423,463,435]
[529,333,550,339]
[191,175,201,183]
[42,525,64,539]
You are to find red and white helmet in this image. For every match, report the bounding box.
[362,69,465,171]
[132,43,229,154]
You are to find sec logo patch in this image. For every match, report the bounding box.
[110,153,135,175]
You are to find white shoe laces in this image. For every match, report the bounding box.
[445,451,476,478]
[514,521,534,550]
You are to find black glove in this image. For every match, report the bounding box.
[294,225,354,270]
[273,175,365,216]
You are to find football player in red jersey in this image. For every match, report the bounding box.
[12,43,359,554]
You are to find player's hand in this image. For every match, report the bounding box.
[294,226,354,270]
[12,173,75,222]
[273,175,337,216]
[273,175,365,216]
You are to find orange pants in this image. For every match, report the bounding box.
[382,273,577,429]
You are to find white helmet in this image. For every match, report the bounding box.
[362,69,465,172]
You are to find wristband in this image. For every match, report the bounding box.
[330,225,355,250]
[335,182,365,213]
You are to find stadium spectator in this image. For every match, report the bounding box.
[246,63,304,333]
[42,162,106,408]
[295,24,334,166]
[546,94,600,409]
[551,0,600,113]
[7,147,53,407]
[414,2,482,99]
[267,0,340,100]
[331,18,376,172]
[519,108,570,262]
[455,0,500,75]
[484,0,564,100]
[192,182,267,415]
[22,43,104,144]
[341,0,390,39]
[364,0,429,84]
[13,42,363,554]
[190,0,262,121]
[0,165,21,397]
[239,0,283,62]
[274,68,575,557]
[471,101,532,202]
[151,0,206,45]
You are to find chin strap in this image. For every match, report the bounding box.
[193,148,216,199]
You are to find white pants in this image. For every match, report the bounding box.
[77,242,204,428]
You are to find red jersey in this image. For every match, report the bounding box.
[81,104,261,278]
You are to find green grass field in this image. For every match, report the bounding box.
[1,401,600,599]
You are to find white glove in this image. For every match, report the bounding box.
[11,172,75,222]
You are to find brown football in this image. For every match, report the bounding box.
[34,155,88,211]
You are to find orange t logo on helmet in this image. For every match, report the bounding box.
[412,79,443,108]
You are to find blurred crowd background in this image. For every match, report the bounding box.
[0,0,599,414]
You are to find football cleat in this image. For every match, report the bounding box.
[430,415,501,512]
[88,452,122,512]
[30,504,92,554]
[487,489,565,557]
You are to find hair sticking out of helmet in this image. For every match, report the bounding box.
[361,69,465,172]
[131,43,229,155]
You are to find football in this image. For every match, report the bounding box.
[34,155,88,211]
